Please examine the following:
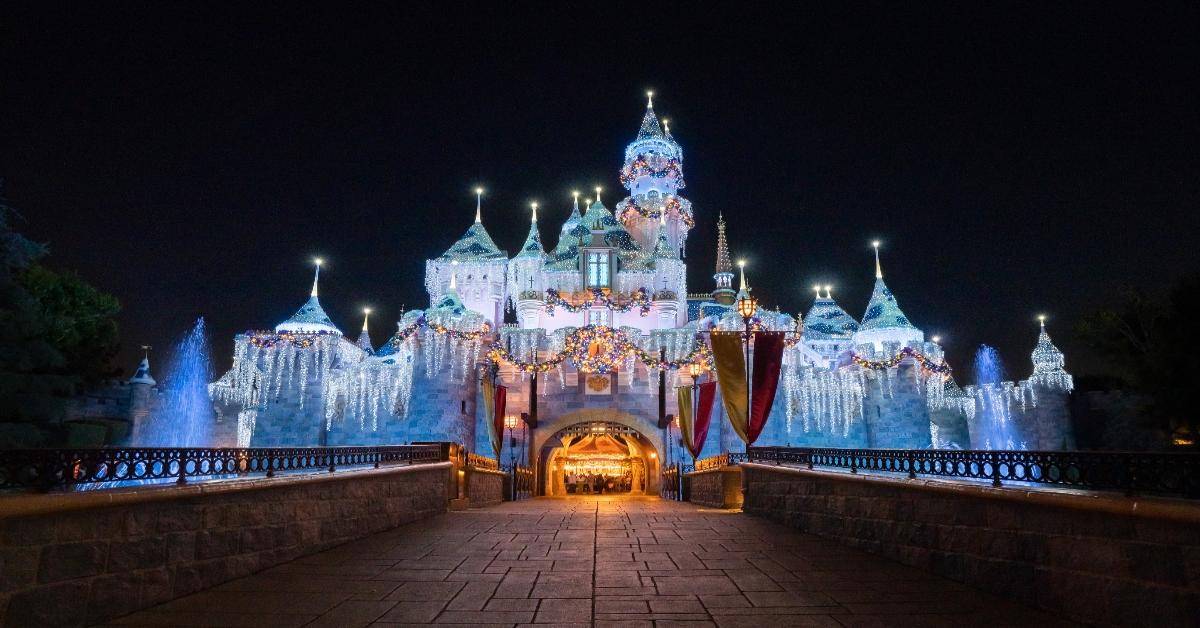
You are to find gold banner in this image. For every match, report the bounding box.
[710,332,749,444]
[481,376,500,460]
[676,385,694,459]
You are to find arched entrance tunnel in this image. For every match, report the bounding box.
[535,415,661,497]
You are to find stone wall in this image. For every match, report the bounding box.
[468,468,505,508]
[684,466,743,509]
[0,462,451,627]
[741,463,1200,627]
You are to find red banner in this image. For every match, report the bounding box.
[690,381,717,459]
[748,331,785,445]
[493,385,507,459]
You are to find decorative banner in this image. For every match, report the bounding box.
[493,384,507,462]
[710,332,750,444]
[677,381,717,460]
[584,373,613,395]
[748,332,786,445]
[481,376,499,460]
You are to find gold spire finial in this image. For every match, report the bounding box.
[871,241,882,279]
[474,188,483,223]
[362,308,371,332]
[311,258,323,297]
[531,202,538,223]
[594,186,602,204]
[824,284,832,299]
[646,90,654,108]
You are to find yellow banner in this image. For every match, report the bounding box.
[676,385,694,459]
[711,332,749,444]
[481,376,500,460]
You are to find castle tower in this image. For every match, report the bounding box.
[853,242,923,354]
[424,190,508,327]
[276,259,341,335]
[711,213,735,305]
[615,93,694,256]
[651,214,684,327]
[510,203,546,328]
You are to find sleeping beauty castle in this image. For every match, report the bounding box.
[200,94,1075,494]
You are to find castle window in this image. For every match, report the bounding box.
[588,309,609,326]
[586,252,610,289]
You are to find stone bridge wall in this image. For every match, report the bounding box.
[0,462,450,627]
[740,462,1200,627]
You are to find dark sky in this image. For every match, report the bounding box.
[2,3,1197,380]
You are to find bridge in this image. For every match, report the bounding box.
[0,444,1196,627]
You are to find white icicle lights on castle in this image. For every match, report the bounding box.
[207,93,1075,453]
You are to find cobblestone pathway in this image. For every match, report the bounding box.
[105,496,1070,627]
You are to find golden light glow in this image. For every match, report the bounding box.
[475,187,483,195]
[363,307,372,315]
[737,295,758,319]
[737,259,746,268]
[932,335,941,343]
[688,362,702,378]
[313,257,323,266]
[503,414,519,429]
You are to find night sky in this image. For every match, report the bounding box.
[2,3,1197,380]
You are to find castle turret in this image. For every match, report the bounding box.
[424,189,508,327]
[356,308,373,353]
[711,213,735,305]
[616,92,693,255]
[803,286,859,367]
[510,203,547,328]
[853,242,923,354]
[276,259,341,335]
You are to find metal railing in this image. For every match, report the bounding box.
[504,464,534,500]
[661,463,687,500]
[0,444,448,493]
[745,446,1200,499]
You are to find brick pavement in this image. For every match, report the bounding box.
[102,496,1072,627]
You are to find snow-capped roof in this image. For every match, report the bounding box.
[804,296,860,340]
[858,277,917,332]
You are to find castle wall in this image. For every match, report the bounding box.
[861,361,934,449]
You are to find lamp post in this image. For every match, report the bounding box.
[736,288,758,451]
[687,362,702,465]
[504,414,519,466]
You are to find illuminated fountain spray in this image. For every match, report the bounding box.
[143,318,214,447]
[973,344,1018,449]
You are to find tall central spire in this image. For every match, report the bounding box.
[715,213,732,274]
[311,258,322,297]
[636,92,664,140]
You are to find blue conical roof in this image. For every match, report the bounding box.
[440,220,507,261]
[579,200,646,268]
[276,295,341,334]
[858,278,916,331]
[804,296,859,339]
[549,200,589,270]
[514,219,545,260]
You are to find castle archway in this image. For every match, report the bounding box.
[534,409,662,497]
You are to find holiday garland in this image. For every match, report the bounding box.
[620,154,684,187]
[543,287,652,316]
[245,330,340,348]
[617,196,695,228]
[851,346,952,375]
[387,316,492,349]
[486,324,713,374]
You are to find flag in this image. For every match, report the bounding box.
[748,331,786,445]
[710,331,750,444]
[677,381,717,460]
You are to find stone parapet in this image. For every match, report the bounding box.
[0,462,450,627]
[740,462,1200,627]
[684,465,743,509]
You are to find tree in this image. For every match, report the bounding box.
[0,189,122,429]
[1076,274,1200,438]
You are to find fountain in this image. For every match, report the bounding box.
[140,318,214,447]
[973,344,1019,449]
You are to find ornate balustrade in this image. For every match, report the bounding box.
[466,452,500,472]
[746,446,1200,498]
[0,444,448,493]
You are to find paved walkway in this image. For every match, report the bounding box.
[105,496,1068,627]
